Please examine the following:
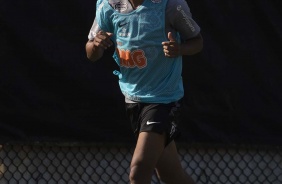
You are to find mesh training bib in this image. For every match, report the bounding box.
[96,0,184,103]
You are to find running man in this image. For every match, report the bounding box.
[86,0,203,183]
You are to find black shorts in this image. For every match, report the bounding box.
[125,99,183,146]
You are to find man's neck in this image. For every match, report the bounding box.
[129,0,144,9]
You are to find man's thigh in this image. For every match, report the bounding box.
[131,132,166,170]
[155,141,196,184]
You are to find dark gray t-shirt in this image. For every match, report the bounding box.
[88,0,201,41]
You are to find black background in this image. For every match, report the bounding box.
[1,0,282,145]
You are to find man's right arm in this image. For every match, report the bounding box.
[86,40,104,62]
[85,31,113,62]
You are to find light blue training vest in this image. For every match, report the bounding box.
[96,0,184,103]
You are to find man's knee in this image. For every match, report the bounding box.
[129,164,153,183]
[129,165,140,182]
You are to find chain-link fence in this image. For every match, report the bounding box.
[0,143,281,184]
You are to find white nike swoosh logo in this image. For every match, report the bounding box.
[146,121,161,125]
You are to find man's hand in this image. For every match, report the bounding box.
[86,31,113,62]
[162,32,180,58]
[93,31,113,50]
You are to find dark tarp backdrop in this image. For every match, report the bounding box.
[0,0,281,145]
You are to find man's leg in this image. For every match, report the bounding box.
[129,132,166,184]
[155,140,196,184]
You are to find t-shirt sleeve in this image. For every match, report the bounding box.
[88,0,113,40]
[88,19,101,41]
[167,0,201,40]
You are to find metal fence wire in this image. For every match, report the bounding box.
[0,143,282,184]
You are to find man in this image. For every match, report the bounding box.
[86,0,203,183]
